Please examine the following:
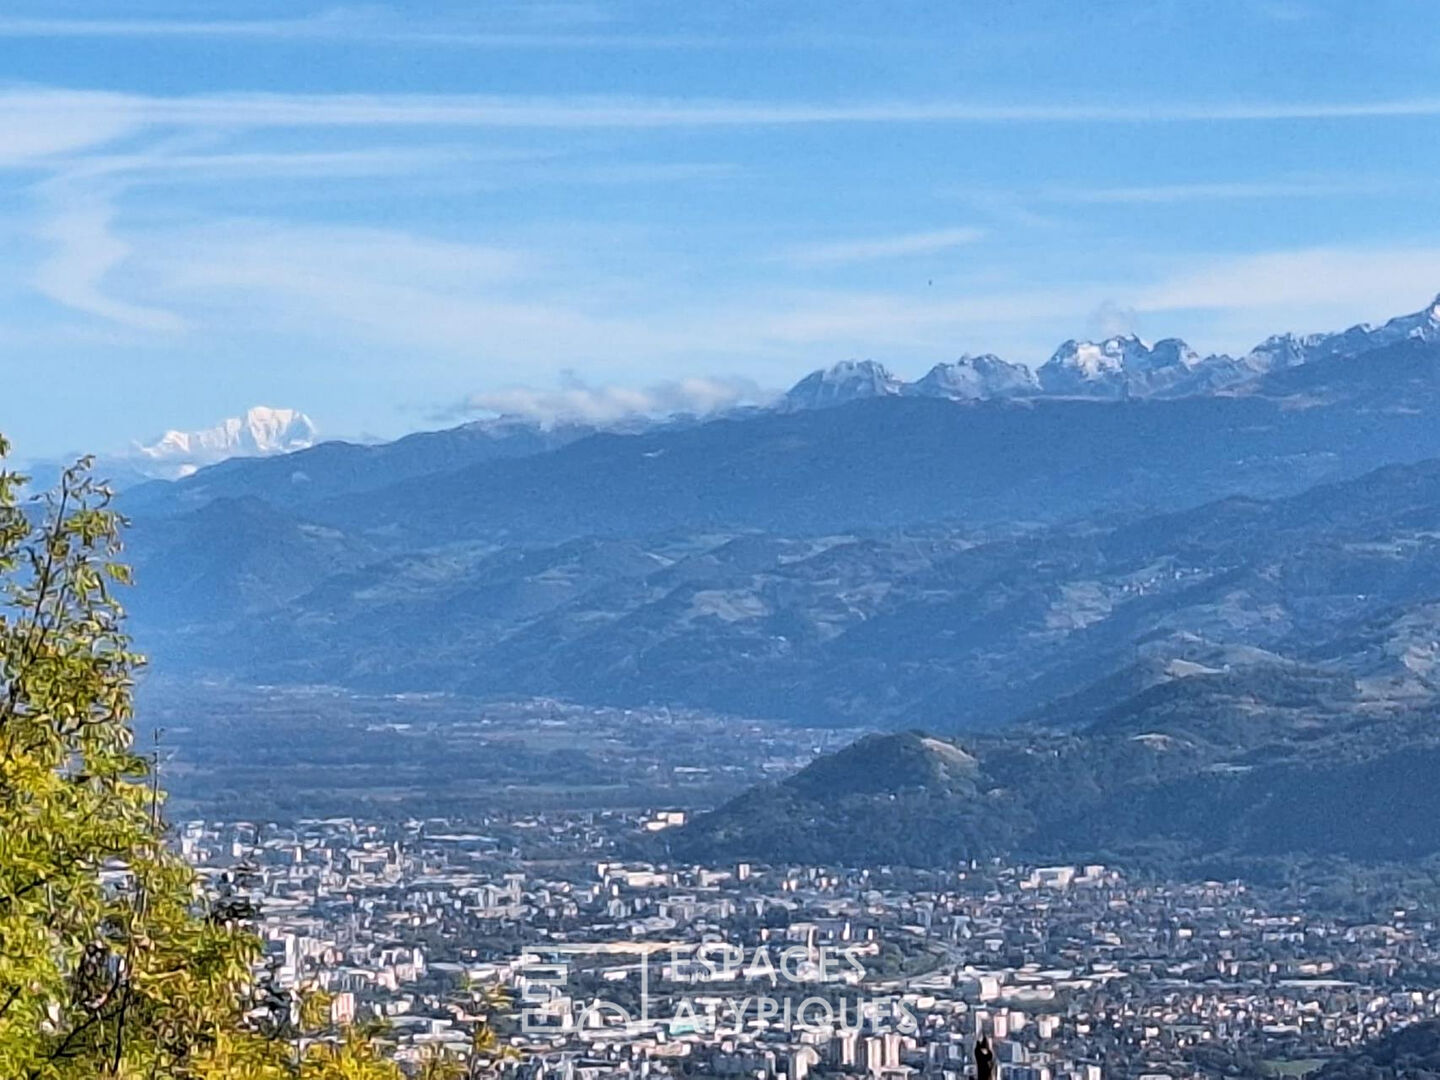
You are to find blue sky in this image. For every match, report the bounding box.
[7,0,1440,458]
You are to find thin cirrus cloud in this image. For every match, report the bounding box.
[41,145,728,196]
[0,13,352,39]
[16,146,734,335]
[720,247,1440,357]
[0,10,721,49]
[31,194,1440,385]
[144,219,705,363]
[0,99,139,166]
[1036,177,1410,205]
[32,200,184,333]
[43,146,505,190]
[15,89,1440,149]
[110,91,1440,127]
[31,189,1440,365]
[20,145,521,330]
[782,227,986,266]
[10,88,1440,379]
[1133,247,1440,315]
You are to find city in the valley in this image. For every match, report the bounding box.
[187,810,1440,1080]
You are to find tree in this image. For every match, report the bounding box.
[0,439,406,1078]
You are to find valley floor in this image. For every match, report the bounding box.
[140,681,866,821]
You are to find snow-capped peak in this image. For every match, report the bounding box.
[1043,335,1148,378]
[1146,338,1203,371]
[132,406,317,479]
[910,354,1039,400]
[1036,335,1212,398]
[783,360,903,410]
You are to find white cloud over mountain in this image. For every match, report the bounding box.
[449,375,772,426]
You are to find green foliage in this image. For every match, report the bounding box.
[0,436,408,1078]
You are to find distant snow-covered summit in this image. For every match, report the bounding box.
[1037,335,1205,398]
[20,406,319,492]
[781,359,902,410]
[133,407,318,480]
[912,354,1039,399]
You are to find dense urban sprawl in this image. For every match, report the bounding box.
[179,814,1440,1080]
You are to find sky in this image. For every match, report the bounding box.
[7,0,1440,458]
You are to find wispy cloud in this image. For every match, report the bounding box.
[731,287,1109,351]
[706,247,1440,358]
[0,10,720,49]
[12,78,1440,382]
[1133,246,1440,314]
[55,145,494,184]
[557,161,740,185]
[0,95,139,166]
[1088,300,1140,339]
[13,89,1440,146]
[446,374,773,425]
[25,185,1440,387]
[0,12,351,39]
[132,92,1440,127]
[144,219,693,363]
[32,198,184,332]
[783,227,986,266]
[98,210,1074,366]
[39,144,731,196]
[1037,177,1407,204]
[169,222,535,286]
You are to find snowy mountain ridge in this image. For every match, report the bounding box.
[781,292,1440,408]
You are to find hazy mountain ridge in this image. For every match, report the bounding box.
[128,450,1440,734]
[671,659,1440,865]
[101,296,1440,862]
[663,448,1440,862]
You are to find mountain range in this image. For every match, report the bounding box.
[90,293,1440,861]
[782,293,1440,407]
[61,292,1440,493]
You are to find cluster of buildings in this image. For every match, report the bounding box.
[180,813,1440,1079]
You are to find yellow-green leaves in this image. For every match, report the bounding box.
[0,439,408,1080]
